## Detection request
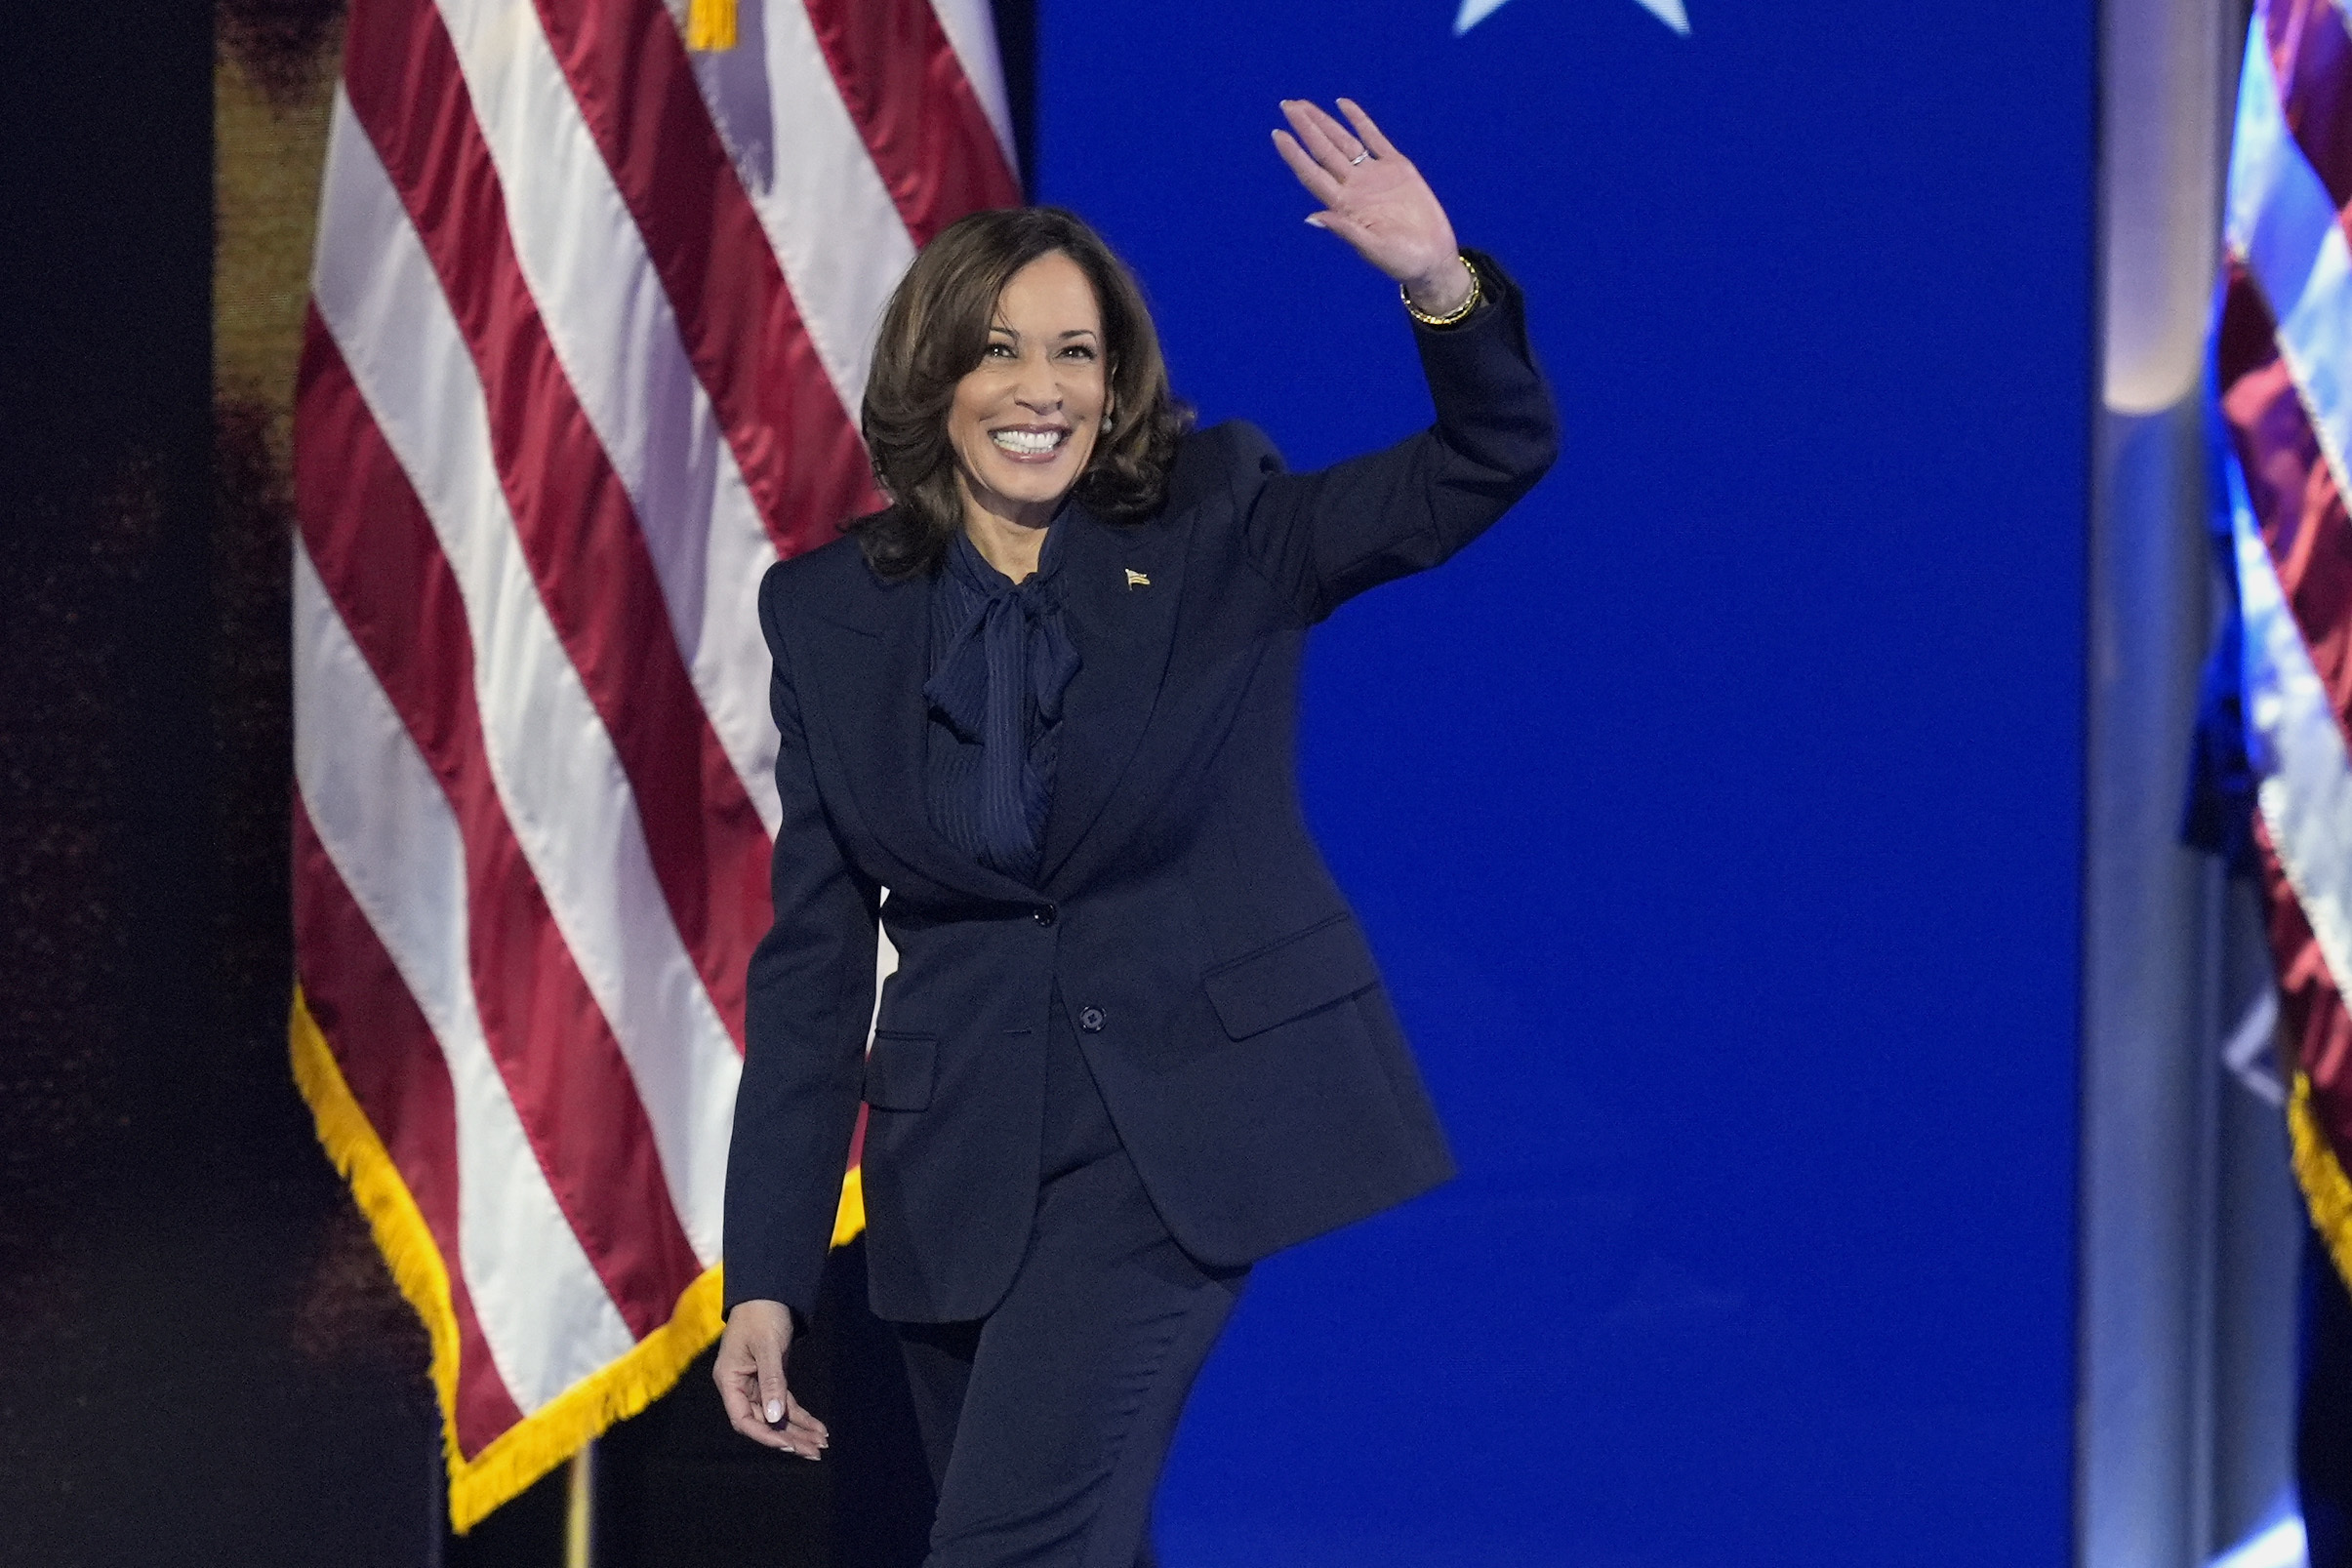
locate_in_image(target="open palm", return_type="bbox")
[1273,98,1471,314]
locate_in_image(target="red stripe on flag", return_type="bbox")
[294,793,529,1458]
[2216,261,2352,738]
[2255,817,2352,1146]
[296,313,704,1337]
[529,0,883,560]
[804,0,1022,245]
[2268,0,2352,219]
[341,0,769,1044]
[2218,254,2289,390]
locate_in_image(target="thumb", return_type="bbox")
[1305,209,1378,259]
[754,1328,789,1426]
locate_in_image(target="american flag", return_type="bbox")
[2214,0,2352,1290]
[287,0,1017,1528]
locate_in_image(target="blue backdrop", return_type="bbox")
[1037,3,2093,1562]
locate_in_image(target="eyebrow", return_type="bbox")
[987,325,1101,342]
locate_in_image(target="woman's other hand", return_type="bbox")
[713,1300,830,1458]
[1273,98,1474,317]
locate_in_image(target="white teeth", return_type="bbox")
[991,428,1065,455]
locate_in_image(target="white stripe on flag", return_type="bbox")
[313,90,739,1264]
[294,541,638,1411]
[2228,30,2352,507]
[2234,452,2352,1000]
[430,0,784,835]
[688,0,915,420]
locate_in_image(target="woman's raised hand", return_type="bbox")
[1273,99,1473,317]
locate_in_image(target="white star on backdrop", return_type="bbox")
[1454,0,1689,35]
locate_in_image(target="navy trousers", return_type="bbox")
[2303,1225,2352,1568]
[893,1000,1246,1568]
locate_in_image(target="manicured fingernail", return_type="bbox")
[765,1399,782,1423]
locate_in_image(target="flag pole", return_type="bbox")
[565,1442,595,1568]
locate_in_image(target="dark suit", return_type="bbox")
[722,258,1555,1566]
[722,257,1558,1336]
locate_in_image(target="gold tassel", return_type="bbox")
[685,0,737,52]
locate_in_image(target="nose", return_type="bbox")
[1011,353,1062,412]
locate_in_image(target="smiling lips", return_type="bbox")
[990,424,1071,461]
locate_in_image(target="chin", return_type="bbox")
[967,450,1089,519]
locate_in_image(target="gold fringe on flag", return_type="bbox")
[290,985,866,1529]
[2290,1069,2352,1290]
[832,1161,867,1248]
[285,992,653,1528]
[685,0,737,52]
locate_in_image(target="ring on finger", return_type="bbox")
[1349,150,1369,165]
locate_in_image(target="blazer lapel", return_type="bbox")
[797,553,1034,906]
[1040,503,1190,885]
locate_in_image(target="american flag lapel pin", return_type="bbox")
[1124,569,1151,589]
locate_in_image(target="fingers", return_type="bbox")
[711,1324,757,1421]
[780,1390,831,1450]
[763,1391,828,1460]
[1294,99,1372,168]
[1305,207,1374,250]
[714,1330,784,1447]
[722,1374,798,1452]
[1271,128,1342,205]
[713,1357,754,1426]
[715,1348,797,1452]
[719,1369,828,1456]
[1335,99,1398,160]
[713,1305,827,1458]
[1279,99,1361,177]
[750,1340,827,1458]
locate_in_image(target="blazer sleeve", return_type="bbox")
[721,562,882,1327]
[1232,249,1561,624]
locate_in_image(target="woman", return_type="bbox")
[713,98,1558,1565]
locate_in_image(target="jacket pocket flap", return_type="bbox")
[1202,915,1380,1040]
[863,1031,936,1111]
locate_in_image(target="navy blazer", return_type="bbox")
[723,256,1559,1327]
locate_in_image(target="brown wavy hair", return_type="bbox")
[850,207,1192,579]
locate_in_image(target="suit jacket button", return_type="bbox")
[1033,903,1058,927]
[1078,1005,1106,1032]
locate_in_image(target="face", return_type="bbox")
[946,250,1109,533]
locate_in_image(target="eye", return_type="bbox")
[984,341,1016,359]
[1058,344,1097,361]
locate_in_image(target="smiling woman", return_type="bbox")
[712,98,1557,1568]
[851,206,1192,581]
[947,254,1109,573]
